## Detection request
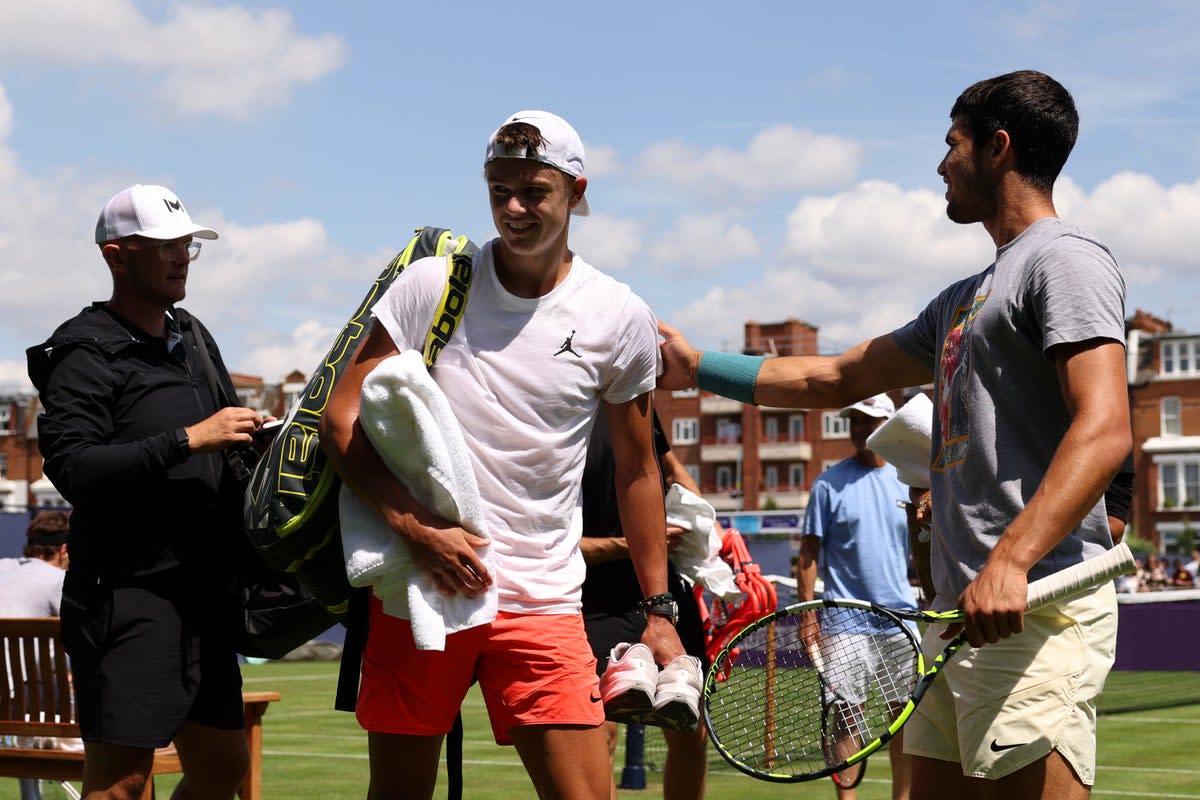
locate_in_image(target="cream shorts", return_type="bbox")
[903,583,1117,783]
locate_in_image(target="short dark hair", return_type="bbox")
[950,70,1078,193]
[24,510,69,559]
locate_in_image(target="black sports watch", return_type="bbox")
[637,592,678,625]
[173,427,192,460]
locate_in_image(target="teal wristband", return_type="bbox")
[696,351,765,405]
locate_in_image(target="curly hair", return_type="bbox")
[24,510,70,559]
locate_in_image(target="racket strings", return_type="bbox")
[706,606,920,779]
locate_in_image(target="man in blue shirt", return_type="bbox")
[799,393,913,800]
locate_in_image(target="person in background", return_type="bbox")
[799,394,913,800]
[0,510,74,800]
[0,510,71,617]
[580,407,708,800]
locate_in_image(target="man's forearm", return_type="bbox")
[796,536,820,602]
[696,335,930,410]
[618,472,671,598]
[579,536,629,565]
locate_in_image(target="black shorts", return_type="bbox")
[584,588,710,677]
[61,581,244,748]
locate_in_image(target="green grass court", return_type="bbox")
[7,662,1200,799]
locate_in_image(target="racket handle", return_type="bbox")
[1025,542,1135,610]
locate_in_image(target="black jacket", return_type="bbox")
[27,303,243,586]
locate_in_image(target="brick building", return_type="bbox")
[1127,309,1200,553]
[653,319,910,513]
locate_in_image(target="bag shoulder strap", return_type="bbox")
[179,309,234,409]
[422,251,475,368]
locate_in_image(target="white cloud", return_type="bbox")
[649,213,761,270]
[569,213,644,271]
[634,125,864,196]
[0,360,33,393]
[666,171,1200,353]
[584,144,621,178]
[237,319,339,383]
[0,76,388,384]
[0,84,11,140]
[1058,173,1200,272]
[783,180,990,285]
[0,2,348,120]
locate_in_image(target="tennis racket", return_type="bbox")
[703,542,1135,782]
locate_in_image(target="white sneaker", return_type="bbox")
[648,654,703,731]
[599,642,658,724]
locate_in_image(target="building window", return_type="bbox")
[1162,340,1200,377]
[789,463,807,491]
[0,407,10,435]
[715,466,734,491]
[716,419,741,444]
[822,412,849,439]
[765,466,778,491]
[764,417,779,442]
[671,388,699,398]
[685,465,700,486]
[789,415,805,442]
[0,452,6,478]
[672,417,699,445]
[1163,396,1182,437]
[1159,457,1200,509]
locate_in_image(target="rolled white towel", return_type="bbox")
[865,392,933,489]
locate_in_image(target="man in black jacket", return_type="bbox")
[27,184,265,800]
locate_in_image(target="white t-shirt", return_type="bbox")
[0,557,64,616]
[371,240,659,613]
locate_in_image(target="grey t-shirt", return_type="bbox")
[892,217,1126,609]
[0,557,65,616]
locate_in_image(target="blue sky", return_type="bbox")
[2,0,1199,390]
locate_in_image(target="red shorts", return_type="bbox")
[357,595,604,744]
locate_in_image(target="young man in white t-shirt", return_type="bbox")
[321,110,687,800]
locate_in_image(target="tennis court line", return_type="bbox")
[1093,791,1200,799]
[1104,716,1200,725]
[243,673,334,683]
[1099,765,1200,775]
[262,750,525,769]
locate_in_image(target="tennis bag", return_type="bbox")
[242,227,477,626]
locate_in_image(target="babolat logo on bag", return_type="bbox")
[243,227,477,621]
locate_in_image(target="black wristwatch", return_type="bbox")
[637,592,678,625]
[173,427,192,460]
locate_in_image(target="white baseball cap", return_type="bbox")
[839,393,896,419]
[95,184,219,244]
[485,110,590,216]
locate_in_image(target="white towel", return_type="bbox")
[339,350,497,651]
[865,392,934,489]
[664,484,743,602]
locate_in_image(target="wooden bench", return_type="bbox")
[0,617,280,800]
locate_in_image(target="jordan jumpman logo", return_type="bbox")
[554,330,580,357]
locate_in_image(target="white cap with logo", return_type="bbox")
[95,184,219,244]
[838,393,896,419]
[485,110,590,216]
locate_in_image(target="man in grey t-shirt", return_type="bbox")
[657,71,1129,800]
[0,511,70,617]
